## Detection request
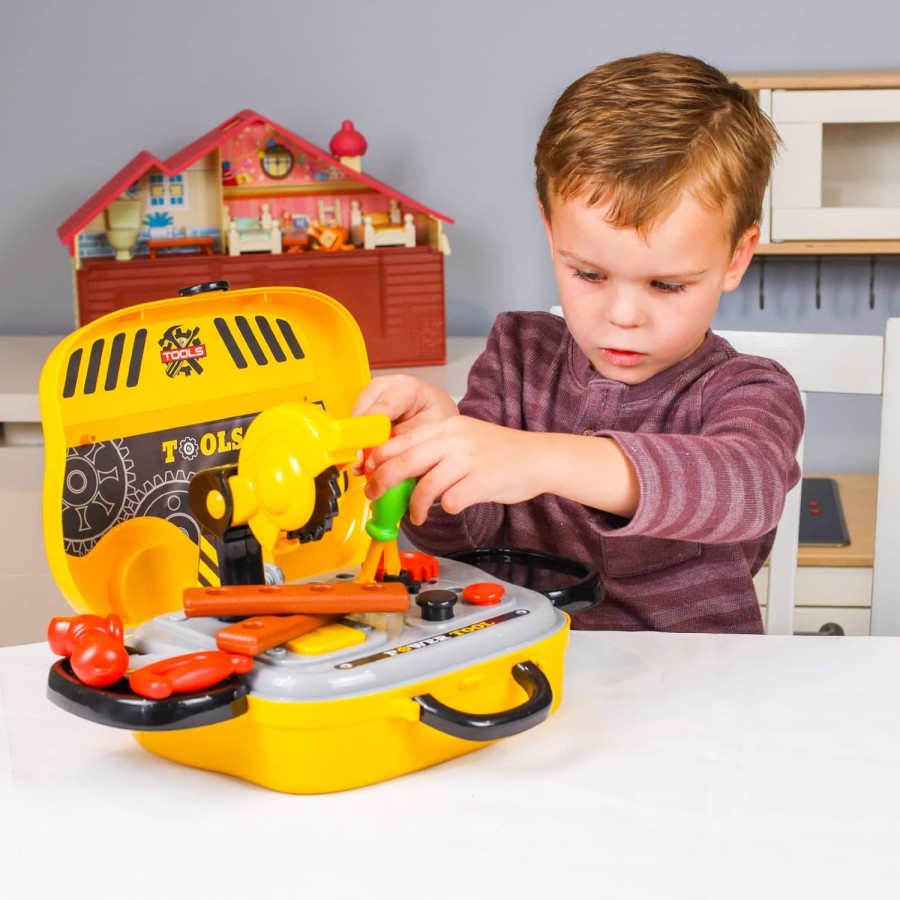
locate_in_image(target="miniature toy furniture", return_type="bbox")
[317,198,342,227]
[281,231,309,254]
[350,199,417,249]
[104,198,142,260]
[720,324,900,636]
[147,235,216,259]
[223,203,282,256]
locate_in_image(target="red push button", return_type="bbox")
[462,582,505,606]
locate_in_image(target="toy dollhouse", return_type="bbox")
[57,110,453,367]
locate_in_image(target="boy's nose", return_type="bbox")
[606,286,646,327]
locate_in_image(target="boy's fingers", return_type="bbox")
[408,462,464,525]
[365,434,442,500]
[353,375,424,421]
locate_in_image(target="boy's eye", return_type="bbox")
[652,280,687,294]
[573,269,604,284]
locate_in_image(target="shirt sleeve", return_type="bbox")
[595,360,804,543]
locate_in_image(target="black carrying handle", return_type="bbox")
[413,661,552,742]
[444,546,602,613]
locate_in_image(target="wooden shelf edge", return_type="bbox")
[731,70,900,91]
[755,241,900,257]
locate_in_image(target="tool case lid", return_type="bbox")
[39,284,375,625]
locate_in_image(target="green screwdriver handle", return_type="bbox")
[366,476,416,542]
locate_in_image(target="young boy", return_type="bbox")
[354,52,804,633]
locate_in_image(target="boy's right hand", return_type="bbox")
[353,375,459,435]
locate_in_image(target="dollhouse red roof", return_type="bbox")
[57,109,453,251]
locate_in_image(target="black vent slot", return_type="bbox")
[255,316,287,362]
[84,339,104,394]
[126,329,146,387]
[214,316,305,368]
[276,319,305,359]
[214,317,247,369]
[105,333,126,391]
[62,348,83,399]
[61,329,146,398]
[235,315,268,365]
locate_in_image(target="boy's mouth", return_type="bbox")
[602,348,645,366]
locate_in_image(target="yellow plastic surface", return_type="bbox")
[135,623,569,794]
[39,286,378,625]
[285,622,367,655]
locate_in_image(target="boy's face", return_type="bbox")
[543,190,758,385]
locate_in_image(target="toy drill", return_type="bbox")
[188,401,390,586]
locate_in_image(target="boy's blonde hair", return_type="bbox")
[534,52,779,248]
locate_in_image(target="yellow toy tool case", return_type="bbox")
[41,283,578,794]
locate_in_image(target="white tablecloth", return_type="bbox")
[2,632,899,899]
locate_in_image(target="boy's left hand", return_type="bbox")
[364,416,543,525]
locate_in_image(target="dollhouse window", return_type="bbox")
[148,173,189,209]
[260,142,294,179]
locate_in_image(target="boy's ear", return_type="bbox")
[722,225,760,292]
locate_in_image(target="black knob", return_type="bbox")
[179,280,230,297]
[415,589,457,622]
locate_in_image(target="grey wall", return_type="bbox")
[2,0,897,471]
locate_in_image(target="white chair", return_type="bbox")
[720,323,900,635]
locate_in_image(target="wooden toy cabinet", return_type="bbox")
[733,71,900,253]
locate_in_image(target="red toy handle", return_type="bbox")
[129,650,254,700]
[47,614,129,687]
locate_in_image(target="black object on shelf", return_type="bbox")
[798,477,850,547]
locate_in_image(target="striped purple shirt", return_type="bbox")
[403,311,804,633]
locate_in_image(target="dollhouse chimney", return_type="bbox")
[330,120,368,173]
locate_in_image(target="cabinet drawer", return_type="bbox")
[759,604,872,636]
[755,564,873,635]
[754,566,873,608]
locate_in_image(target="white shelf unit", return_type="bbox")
[734,70,900,250]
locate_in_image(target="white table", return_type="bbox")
[2,632,900,899]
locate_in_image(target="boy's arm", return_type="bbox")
[376,419,639,523]
[402,359,803,546]
[594,367,805,543]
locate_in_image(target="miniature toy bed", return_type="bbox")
[224,203,282,256]
[350,199,416,250]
